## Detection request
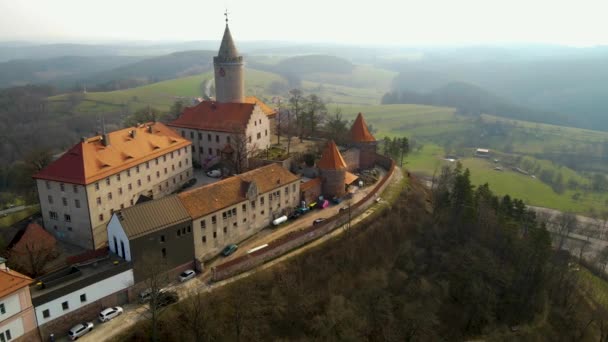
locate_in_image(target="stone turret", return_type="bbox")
[213,22,244,103]
[349,112,377,169]
[318,140,347,198]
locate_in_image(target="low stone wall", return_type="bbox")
[212,155,396,281]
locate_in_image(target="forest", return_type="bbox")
[116,168,608,341]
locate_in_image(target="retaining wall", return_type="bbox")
[212,155,396,281]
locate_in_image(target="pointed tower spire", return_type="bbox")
[350,112,376,143]
[318,141,347,170]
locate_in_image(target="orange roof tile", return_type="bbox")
[178,164,299,219]
[344,172,359,185]
[300,177,322,191]
[34,123,190,185]
[350,112,375,143]
[244,96,277,117]
[0,268,33,298]
[318,141,347,170]
[168,101,255,133]
[11,223,56,256]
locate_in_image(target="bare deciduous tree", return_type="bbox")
[555,212,578,250]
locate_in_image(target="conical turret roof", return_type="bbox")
[318,140,347,170]
[217,24,239,59]
[350,112,375,142]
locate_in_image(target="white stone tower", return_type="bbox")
[213,12,244,103]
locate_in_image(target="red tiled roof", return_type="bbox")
[244,96,277,116]
[179,164,299,219]
[33,123,190,185]
[350,112,375,142]
[345,172,359,185]
[0,268,33,298]
[168,101,255,133]
[11,223,56,256]
[300,177,321,191]
[318,141,347,170]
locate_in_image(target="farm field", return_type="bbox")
[401,143,608,213]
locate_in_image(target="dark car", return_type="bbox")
[158,291,179,307]
[313,218,326,225]
[221,244,238,256]
[289,211,301,220]
[180,178,197,190]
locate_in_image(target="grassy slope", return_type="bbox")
[330,103,608,213]
[48,69,283,113]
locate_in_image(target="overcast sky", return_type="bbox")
[0,0,606,46]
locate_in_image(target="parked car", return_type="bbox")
[313,218,326,225]
[68,322,94,340]
[221,244,238,256]
[206,169,221,178]
[339,207,348,213]
[179,269,196,282]
[158,290,179,307]
[180,178,197,190]
[139,288,165,303]
[289,211,302,220]
[99,307,123,322]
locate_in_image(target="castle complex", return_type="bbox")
[33,19,377,252]
[21,16,386,338]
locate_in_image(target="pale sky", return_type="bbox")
[0,0,607,46]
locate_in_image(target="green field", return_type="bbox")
[48,68,283,113]
[322,103,608,213]
[0,206,40,228]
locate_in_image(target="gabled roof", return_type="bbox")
[318,141,347,170]
[33,123,190,185]
[350,112,375,143]
[300,177,321,191]
[217,24,239,60]
[116,195,190,239]
[0,268,33,299]
[179,164,299,219]
[11,223,56,256]
[244,96,277,116]
[168,101,255,133]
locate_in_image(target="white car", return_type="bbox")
[68,322,93,340]
[206,169,221,178]
[179,269,196,282]
[98,306,123,322]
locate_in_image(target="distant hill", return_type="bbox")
[385,53,608,130]
[88,50,216,90]
[0,55,144,88]
[382,82,575,127]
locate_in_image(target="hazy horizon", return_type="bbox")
[1,0,607,47]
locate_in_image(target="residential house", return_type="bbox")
[106,195,194,283]
[0,259,38,342]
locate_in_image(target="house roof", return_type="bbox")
[11,223,56,256]
[167,101,255,133]
[244,96,277,116]
[116,195,190,239]
[300,177,321,191]
[0,268,33,299]
[33,123,190,185]
[318,141,347,170]
[179,164,299,219]
[350,112,375,143]
[345,172,359,185]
